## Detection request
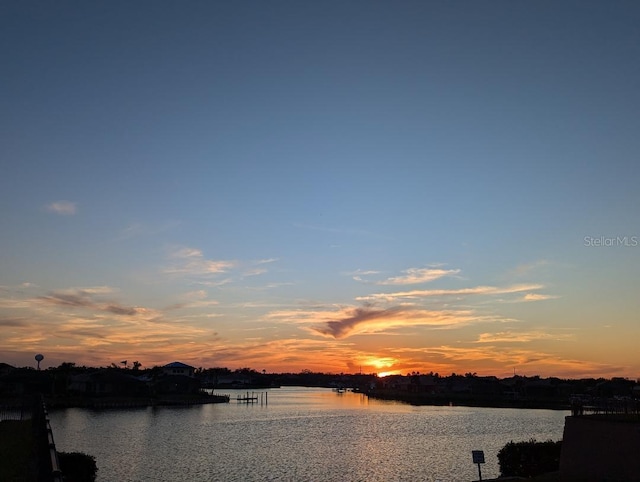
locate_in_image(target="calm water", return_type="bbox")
[48,387,567,481]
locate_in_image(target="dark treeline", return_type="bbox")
[1,361,639,410]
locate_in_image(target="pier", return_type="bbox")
[236,392,268,405]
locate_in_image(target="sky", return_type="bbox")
[2,1,639,378]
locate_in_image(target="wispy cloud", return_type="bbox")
[375,267,460,285]
[169,290,220,310]
[164,247,278,283]
[193,337,357,373]
[475,331,573,343]
[356,284,544,302]
[508,260,549,278]
[311,307,482,339]
[347,269,380,276]
[165,247,235,276]
[387,345,623,378]
[38,288,141,317]
[0,285,220,366]
[0,316,29,327]
[267,304,501,339]
[521,293,559,301]
[115,220,181,241]
[347,269,380,282]
[256,258,278,265]
[183,290,208,300]
[45,200,77,215]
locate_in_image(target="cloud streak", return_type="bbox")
[356,284,544,302]
[38,288,141,317]
[375,267,460,285]
[475,331,573,343]
[268,304,503,339]
[522,293,559,301]
[0,286,219,367]
[165,247,235,276]
[45,200,77,215]
[385,345,625,378]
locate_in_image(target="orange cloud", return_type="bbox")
[522,293,559,301]
[385,345,624,378]
[475,331,573,343]
[267,305,504,339]
[356,283,544,302]
[0,275,632,379]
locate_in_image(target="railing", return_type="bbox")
[571,397,640,417]
[41,401,63,482]
[0,395,63,481]
[0,398,33,421]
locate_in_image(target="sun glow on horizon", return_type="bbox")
[378,370,402,378]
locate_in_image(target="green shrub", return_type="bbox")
[497,438,562,477]
[58,451,98,482]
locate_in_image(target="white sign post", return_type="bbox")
[472,450,485,481]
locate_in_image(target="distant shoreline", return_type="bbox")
[363,389,571,410]
[44,393,230,409]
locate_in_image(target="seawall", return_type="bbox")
[560,415,640,481]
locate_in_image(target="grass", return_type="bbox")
[0,419,35,482]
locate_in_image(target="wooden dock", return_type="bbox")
[236,392,268,405]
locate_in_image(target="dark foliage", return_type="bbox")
[58,451,98,482]
[497,439,562,477]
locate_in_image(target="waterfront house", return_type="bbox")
[162,361,195,377]
[154,374,201,394]
[0,368,51,396]
[154,362,200,394]
[68,370,148,396]
[215,374,253,388]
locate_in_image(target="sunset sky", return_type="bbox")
[2,1,639,378]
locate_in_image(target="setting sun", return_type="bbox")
[362,356,402,376]
[378,371,401,378]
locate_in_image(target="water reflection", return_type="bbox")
[49,387,567,481]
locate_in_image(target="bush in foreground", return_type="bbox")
[58,451,98,482]
[497,439,562,477]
